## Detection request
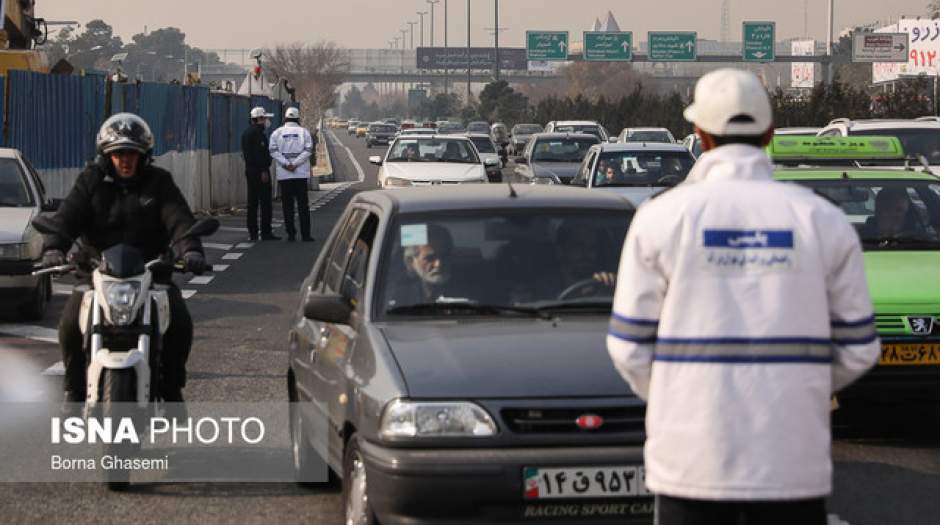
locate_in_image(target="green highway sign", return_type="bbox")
[583,31,633,61]
[743,21,775,62]
[526,31,569,61]
[648,32,697,61]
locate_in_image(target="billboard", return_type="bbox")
[873,18,940,83]
[790,40,815,88]
[416,47,528,71]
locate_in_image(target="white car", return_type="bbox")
[681,133,703,158]
[465,133,504,182]
[618,127,676,144]
[0,148,56,319]
[369,135,497,188]
[569,142,696,206]
[817,117,940,172]
[544,120,611,142]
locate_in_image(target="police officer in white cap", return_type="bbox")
[606,68,880,524]
[269,106,314,242]
[241,107,279,241]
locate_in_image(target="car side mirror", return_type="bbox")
[369,156,383,166]
[303,291,353,325]
[608,137,619,143]
[484,158,499,167]
[41,198,63,212]
[514,156,528,165]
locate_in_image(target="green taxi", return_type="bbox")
[770,136,940,400]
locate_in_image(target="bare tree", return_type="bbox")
[265,41,349,121]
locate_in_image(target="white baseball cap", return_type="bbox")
[683,68,772,137]
[250,107,274,119]
[285,107,301,119]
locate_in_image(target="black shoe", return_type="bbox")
[301,236,315,242]
[162,387,184,403]
[286,235,296,242]
[261,233,281,241]
[249,234,259,242]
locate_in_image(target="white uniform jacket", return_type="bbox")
[269,122,314,181]
[607,143,880,501]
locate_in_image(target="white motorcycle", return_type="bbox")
[32,215,218,489]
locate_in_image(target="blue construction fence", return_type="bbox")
[2,70,294,208]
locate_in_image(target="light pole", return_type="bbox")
[400,29,409,95]
[417,11,428,48]
[467,0,471,102]
[444,0,449,94]
[826,0,834,85]
[427,0,440,47]
[407,21,416,49]
[494,0,499,82]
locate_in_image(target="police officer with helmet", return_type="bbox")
[269,106,314,242]
[41,113,207,405]
[241,106,280,241]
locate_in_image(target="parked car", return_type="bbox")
[509,123,544,155]
[513,132,601,185]
[544,120,611,142]
[366,122,398,148]
[287,185,649,524]
[467,121,491,134]
[466,133,504,182]
[617,127,675,144]
[369,135,497,187]
[570,143,695,206]
[0,148,56,319]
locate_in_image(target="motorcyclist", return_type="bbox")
[41,113,207,404]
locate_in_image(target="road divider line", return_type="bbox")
[212,264,230,272]
[203,242,234,251]
[221,252,244,260]
[181,290,198,299]
[188,275,215,285]
[41,361,65,376]
[219,226,249,233]
[0,324,59,344]
[235,242,255,249]
[331,130,365,183]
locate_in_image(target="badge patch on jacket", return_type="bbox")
[700,229,796,274]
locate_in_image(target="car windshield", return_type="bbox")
[378,210,632,317]
[593,151,695,187]
[556,125,602,139]
[0,158,32,207]
[467,122,490,133]
[470,137,496,153]
[853,129,940,166]
[532,137,599,162]
[623,130,673,143]
[794,179,940,250]
[371,125,396,133]
[513,124,543,135]
[387,138,480,163]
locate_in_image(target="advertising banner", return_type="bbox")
[873,19,940,83]
[791,40,815,88]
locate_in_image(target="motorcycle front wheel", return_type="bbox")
[101,369,140,491]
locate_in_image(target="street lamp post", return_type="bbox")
[407,21,416,49]
[444,0,449,94]
[467,0,471,101]
[427,0,439,47]
[417,11,428,48]
[400,29,409,95]
[494,0,499,82]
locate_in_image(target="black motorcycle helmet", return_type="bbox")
[96,113,155,160]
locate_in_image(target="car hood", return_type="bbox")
[379,318,634,399]
[0,207,35,243]
[531,162,581,180]
[865,251,940,307]
[383,162,485,182]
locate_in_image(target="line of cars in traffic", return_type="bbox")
[292,117,940,523]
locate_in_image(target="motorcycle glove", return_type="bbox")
[42,249,66,268]
[183,251,207,275]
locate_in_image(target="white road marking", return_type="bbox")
[222,252,244,260]
[188,275,215,285]
[235,242,255,249]
[331,130,365,182]
[41,361,65,376]
[212,264,230,272]
[203,242,234,251]
[181,290,198,299]
[52,282,74,296]
[0,324,58,343]
[219,226,248,233]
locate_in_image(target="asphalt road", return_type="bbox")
[1,131,938,525]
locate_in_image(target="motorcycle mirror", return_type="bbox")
[180,218,220,239]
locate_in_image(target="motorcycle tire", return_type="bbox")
[101,369,138,491]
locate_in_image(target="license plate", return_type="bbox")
[880,343,940,366]
[524,466,650,500]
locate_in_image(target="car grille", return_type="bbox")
[502,405,645,434]
[875,314,940,335]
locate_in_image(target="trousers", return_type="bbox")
[59,285,193,396]
[246,170,273,238]
[655,495,827,525]
[279,178,311,239]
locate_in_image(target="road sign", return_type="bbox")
[526,31,569,61]
[583,32,633,61]
[647,32,697,61]
[743,21,775,62]
[852,33,909,63]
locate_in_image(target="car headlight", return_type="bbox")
[0,243,29,260]
[379,400,497,439]
[384,176,413,187]
[102,281,141,326]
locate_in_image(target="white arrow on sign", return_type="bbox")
[685,41,694,52]
[621,41,630,52]
[559,41,567,52]
[752,51,766,59]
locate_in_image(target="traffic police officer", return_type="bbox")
[269,106,314,242]
[606,69,880,524]
[241,106,280,241]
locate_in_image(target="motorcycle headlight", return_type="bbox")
[384,176,413,187]
[103,281,141,325]
[0,243,28,260]
[379,400,497,439]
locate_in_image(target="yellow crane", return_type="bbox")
[0,0,50,74]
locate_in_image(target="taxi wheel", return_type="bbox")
[343,435,378,525]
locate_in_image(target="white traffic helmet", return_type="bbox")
[285,107,301,120]
[250,106,274,119]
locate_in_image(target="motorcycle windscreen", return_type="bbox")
[100,244,147,278]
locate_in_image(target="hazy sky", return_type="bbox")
[41,0,935,52]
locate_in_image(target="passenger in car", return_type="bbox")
[554,222,617,297]
[860,187,919,239]
[389,224,476,305]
